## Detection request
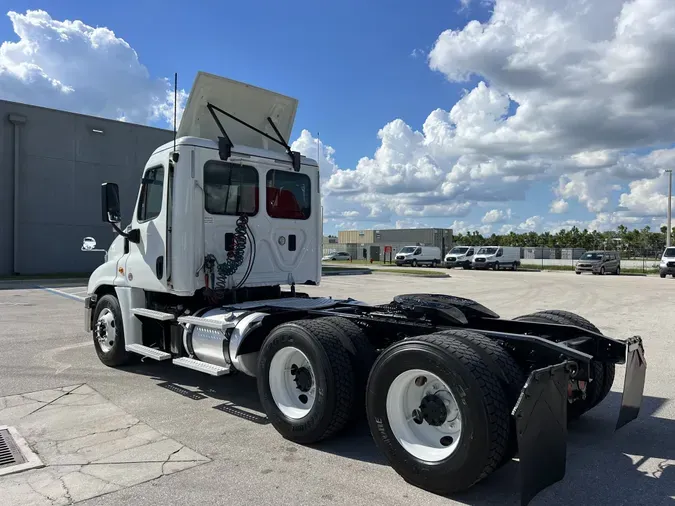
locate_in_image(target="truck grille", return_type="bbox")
[475,258,485,262]
[668,262,675,268]
[447,257,456,262]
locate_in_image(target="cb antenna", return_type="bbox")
[173,72,177,153]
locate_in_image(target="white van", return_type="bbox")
[659,246,675,278]
[395,245,442,267]
[444,245,475,269]
[472,246,521,270]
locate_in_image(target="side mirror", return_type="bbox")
[101,182,122,224]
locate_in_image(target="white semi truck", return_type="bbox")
[83,71,646,506]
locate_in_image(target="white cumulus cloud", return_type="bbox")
[0,9,187,125]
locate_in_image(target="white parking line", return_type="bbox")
[38,286,86,303]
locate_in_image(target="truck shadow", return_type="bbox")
[124,360,674,505]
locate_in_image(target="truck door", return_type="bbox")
[122,163,169,292]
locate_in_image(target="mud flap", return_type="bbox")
[512,361,570,506]
[616,336,647,430]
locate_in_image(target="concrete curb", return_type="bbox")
[322,269,372,276]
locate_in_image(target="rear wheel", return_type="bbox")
[513,309,615,420]
[366,332,510,495]
[317,316,377,422]
[257,319,355,444]
[434,330,525,466]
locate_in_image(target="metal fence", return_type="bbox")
[323,245,666,272]
[519,246,664,272]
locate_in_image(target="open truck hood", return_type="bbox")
[177,71,298,153]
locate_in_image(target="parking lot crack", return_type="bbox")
[21,385,85,419]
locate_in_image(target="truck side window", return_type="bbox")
[496,248,503,257]
[266,169,311,220]
[137,166,164,222]
[467,249,474,256]
[414,247,421,255]
[204,161,259,216]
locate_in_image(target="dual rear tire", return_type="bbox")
[257,309,610,496]
[259,321,523,495]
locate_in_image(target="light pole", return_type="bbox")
[667,169,673,248]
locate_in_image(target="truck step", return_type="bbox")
[126,344,172,361]
[177,315,236,332]
[172,357,230,376]
[131,308,176,321]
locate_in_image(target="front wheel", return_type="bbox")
[257,320,355,444]
[366,333,509,495]
[92,294,131,367]
[411,260,418,267]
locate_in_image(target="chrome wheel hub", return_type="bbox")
[95,308,116,353]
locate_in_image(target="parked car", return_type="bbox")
[322,251,351,261]
[471,246,521,270]
[575,250,620,275]
[444,245,475,269]
[659,247,675,278]
[394,245,442,267]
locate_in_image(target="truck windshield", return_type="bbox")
[450,247,469,254]
[580,252,603,260]
[477,247,498,255]
[664,248,675,257]
[399,247,415,254]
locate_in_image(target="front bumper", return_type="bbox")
[513,335,646,505]
[444,259,470,268]
[472,261,494,269]
[575,263,601,273]
[84,295,96,332]
[659,265,675,275]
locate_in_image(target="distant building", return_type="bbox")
[335,228,453,261]
[1,99,174,276]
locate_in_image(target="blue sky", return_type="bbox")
[1,0,673,236]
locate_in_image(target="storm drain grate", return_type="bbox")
[0,428,27,469]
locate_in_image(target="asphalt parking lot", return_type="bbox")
[0,270,673,505]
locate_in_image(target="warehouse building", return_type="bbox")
[335,228,453,261]
[0,100,174,276]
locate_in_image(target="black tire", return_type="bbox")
[660,272,666,278]
[616,266,620,275]
[513,310,615,420]
[494,261,500,271]
[257,319,355,444]
[600,266,605,275]
[412,259,418,267]
[92,294,132,367]
[366,332,510,495]
[317,316,377,422]
[434,330,525,466]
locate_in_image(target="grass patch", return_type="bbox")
[377,268,448,278]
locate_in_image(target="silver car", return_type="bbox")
[575,250,621,275]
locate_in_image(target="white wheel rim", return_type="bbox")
[95,308,116,353]
[386,369,462,462]
[268,346,317,419]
